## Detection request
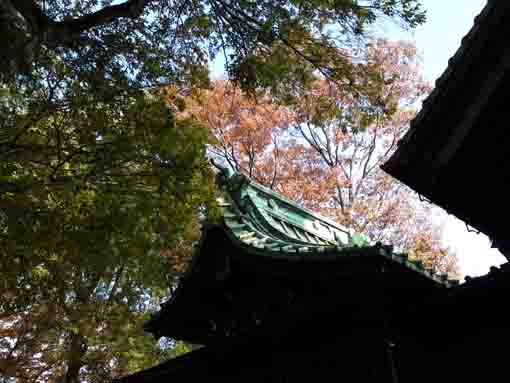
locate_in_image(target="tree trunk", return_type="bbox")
[0,0,42,80]
[64,333,87,383]
[0,0,151,81]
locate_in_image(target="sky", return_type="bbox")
[210,0,507,278]
[380,0,506,278]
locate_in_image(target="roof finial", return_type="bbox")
[211,159,235,188]
[210,158,233,176]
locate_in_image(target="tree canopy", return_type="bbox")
[0,87,217,381]
[1,0,425,95]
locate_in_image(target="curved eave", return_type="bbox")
[145,219,458,344]
[382,1,510,240]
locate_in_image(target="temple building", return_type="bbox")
[118,167,510,383]
[118,1,510,381]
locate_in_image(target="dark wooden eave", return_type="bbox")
[382,0,510,245]
[118,261,510,383]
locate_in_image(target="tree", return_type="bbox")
[1,1,426,93]
[0,87,218,382]
[188,40,458,276]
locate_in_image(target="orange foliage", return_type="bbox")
[189,40,458,276]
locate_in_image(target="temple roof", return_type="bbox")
[207,164,455,280]
[143,166,459,345]
[399,0,497,147]
[215,166,362,253]
[382,1,510,245]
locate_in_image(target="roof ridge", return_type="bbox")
[246,177,352,234]
[215,166,352,236]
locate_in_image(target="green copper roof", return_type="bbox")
[214,164,458,286]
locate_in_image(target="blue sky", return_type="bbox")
[210,0,506,277]
[381,0,486,82]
